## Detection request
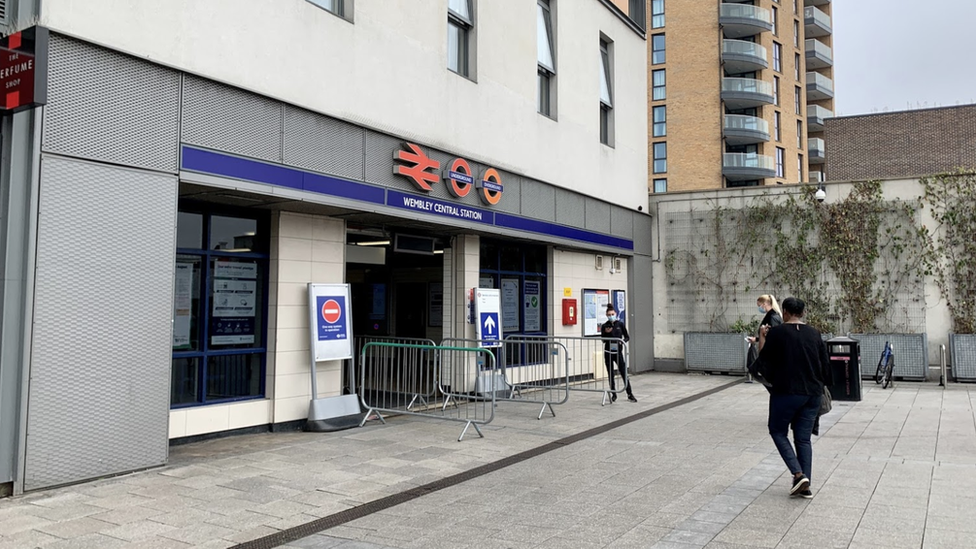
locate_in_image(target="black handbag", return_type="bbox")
[819,386,832,416]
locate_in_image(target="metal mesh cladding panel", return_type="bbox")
[610,206,634,240]
[851,333,928,381]
[42,34,181,172]
[182,75,283,162]
[283,106,365,180]
[684,333,748,373]
[584,198,611,233]
[25,156,176,491]
[520,179,556,222]
[949,334,976,382]
[555,189,585,228]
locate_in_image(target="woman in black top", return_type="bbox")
[755,297,831,499]
[747,295,783,379]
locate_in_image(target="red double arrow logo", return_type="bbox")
[394,143,440,192]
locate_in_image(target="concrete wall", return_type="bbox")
[41,0,648,210]
[649,179,953,371]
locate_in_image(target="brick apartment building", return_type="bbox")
[825,104,976,181]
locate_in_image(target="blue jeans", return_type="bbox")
[768,393,821,481]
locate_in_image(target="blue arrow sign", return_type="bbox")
[480,312,499,342]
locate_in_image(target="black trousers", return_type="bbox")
[604,349,634,397]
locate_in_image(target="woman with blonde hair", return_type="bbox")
[747,294,783,383]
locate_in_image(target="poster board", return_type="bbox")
[612,290,627,326]
[308,283,353,362]
[582,288,610,337]
[475,287,502,347]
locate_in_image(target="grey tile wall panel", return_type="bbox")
[555,189,586,228]
[610,206,634,240]
[25,156,176,491]
[519,179,556,222]
[182,75,282,162]
[42,34,180,172]
[633,213,653,256]
[584,198,612,233]
[283,106,365,180]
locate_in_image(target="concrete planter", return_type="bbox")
[949,334,976,382]
[850,333,928,381]
[683,332,749,375]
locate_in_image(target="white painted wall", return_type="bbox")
[41,0,648,211]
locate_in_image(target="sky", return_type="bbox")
[832,0,975,116]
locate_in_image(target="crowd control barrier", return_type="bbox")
[515,336,630,405]
[354,336,436,407]
[441,338,570,420]
[359,342,495,441]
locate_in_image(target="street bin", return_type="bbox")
[826,336,861,401]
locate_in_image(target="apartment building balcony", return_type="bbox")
[720,4,773,39]
[724,115,770,145]
[809,137,826,164]
[723,40,768,74]
[723,153,776,181]
[809,171,825,183]
[805,0,830,6]
[807,104,834,131]
[721,77,775,109]
[806,38,833,70]
[804,6,832,38]
[806,71,834,101]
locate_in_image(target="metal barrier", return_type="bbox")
[514,335,630,406]
[441,338,570,419]
[359,342,495,441]
[354,336,436,405]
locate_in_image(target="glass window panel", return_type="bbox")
[772,7,778,35]
[653,178,667,193]
[652,34,665,64]
[448,22,465,74]
[537,3,554,71]
[206,353,262,401]
[599,45,612,106]
[500,245,521,272]
[538,71,551,116]
[309,0,342,16]
[776,147,785,177]
[773,43,782,72]
[774,112,781,141]
[652,0,665,28]
[653,142,667,173]
[773,76,780,106]
[653,106,666,137]
[795,53,801,79]
[448,0,470,20]
[652,69,666,100]
[209,258,264,351]
[171,357,200,405]
[600,107,610,144]
[177,212,203,249]
[795,86,801,114]
[173,255,203,352]
[210,216,258,252]
[480,241,499,270]
[797,120,803,148]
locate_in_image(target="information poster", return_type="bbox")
[211,260,258,345]
[524,280,541,332]
[475,287,502,347]
[501,278,520,332]
[613,290,627,326]
[582,288,610,337]
[172,262,193,349]
[308,283,354,361]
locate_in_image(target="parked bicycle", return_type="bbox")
[874,341,895,389]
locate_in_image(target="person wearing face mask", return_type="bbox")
[746,295,783,384]
[601,304,637,402]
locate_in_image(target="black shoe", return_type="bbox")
[611,393,618,402]
[790,475,810,495]
[793,489,813,499]
[628,395,638,402]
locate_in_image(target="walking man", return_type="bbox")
[601,303,637,402]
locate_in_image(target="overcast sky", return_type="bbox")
[832,0,975,116]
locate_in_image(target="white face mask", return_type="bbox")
[607,314,616,322]
[758,306,766,314]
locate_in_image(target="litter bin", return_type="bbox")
[826,336,861,401]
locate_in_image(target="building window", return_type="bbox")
[794,20,799,47]
[794,0,798,13]
[652,34,665,65]
[776,147,785,178]
[794,53,801,79]
[774,112,781,141]
[653,106,666,137]
[653,178,667,193]
[798,154,804,181]
[172,208,270,407]
[538,0,555,117]
[795,86,801,114]
[652,0,665,29]
[773,76,780,106]
[797,120,803,148]
[629,0,646,30]
[307,0,348,19]
[600,38,614,146]
[773,42,782,72]
[653,142,667,173]
[772,6,778,35]
[479,241,548,341]
[448,0,474,77]
[652,69,666,101]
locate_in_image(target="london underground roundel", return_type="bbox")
[443,158,474,198]
[321,299,342,323]
[478,168,504,205]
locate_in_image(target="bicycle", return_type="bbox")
[874,341,895,389]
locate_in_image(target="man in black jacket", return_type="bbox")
[601,304,637,402]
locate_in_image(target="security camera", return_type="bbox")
[815,184,826,203]
[609,267,616,275]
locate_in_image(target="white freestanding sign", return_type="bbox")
[308,283,353,362]
[475,287,502,347]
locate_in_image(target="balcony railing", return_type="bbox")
[805,38,833,69]
[724,114,770,144]
[804,6,832,37]
[807,104,834,131]
[722,77,775,109]
[806,71,834,101]
[809,137,826,164]
[720,3,773,38]
[723,152,777,181]
[722,39,768,73]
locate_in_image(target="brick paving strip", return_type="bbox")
[231,378,744,549]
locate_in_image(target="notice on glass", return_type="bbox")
[583,288,609,336]
[501,278,520,332]
[173,262,193,349]
[213,279,257,318]
[214,260,258,280]
[524,280,541,332]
